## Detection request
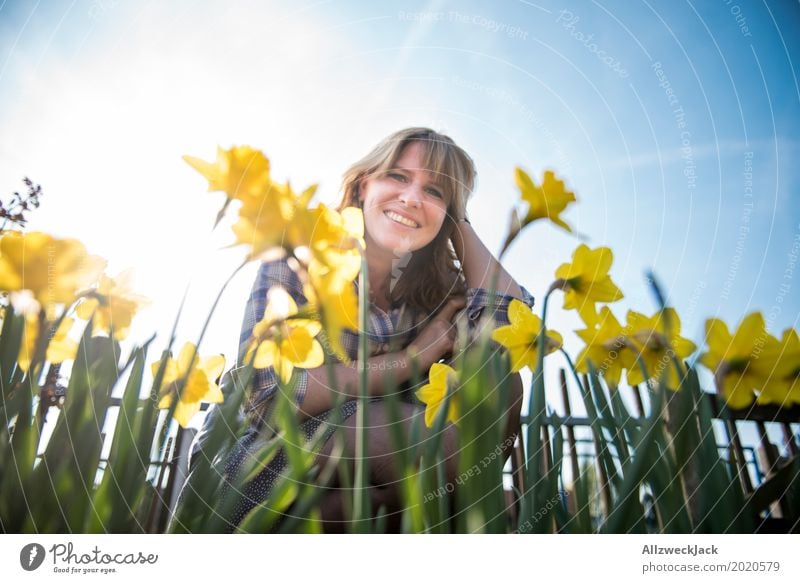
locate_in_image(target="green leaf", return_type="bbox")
[236,473,298,533]
[685,367,752,533]
[609,384,637,465]
[0,308,25,401]
[572,464,594,533]
[586,363,627,480]
[549,415,571,532]
[89,342,153,533]
[0,370,40,531]
[575,367,620,496]
[31,321,120,532]
[647,422,693,533]
[604,384,662,533]
[663,366,705,531]
[518,294,551,533]
[239,432,284,484]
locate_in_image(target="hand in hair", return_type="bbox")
[452,195,468,223]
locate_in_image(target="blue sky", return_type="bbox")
[1,1,799,442]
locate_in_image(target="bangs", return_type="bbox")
[378,136,471,207]
[418,138,463,207]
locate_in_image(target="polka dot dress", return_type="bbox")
[220,400,360,532]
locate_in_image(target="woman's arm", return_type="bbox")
[299,351,412,419]
[450,219,524,299]
[243,259,465,425]
[299,295,466,419]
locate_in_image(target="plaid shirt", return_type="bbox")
[239,258,535,427]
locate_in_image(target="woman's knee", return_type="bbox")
[315,402,420,473]
[315,400,461,489]
[350,401,458,485]
[357,402,424,485]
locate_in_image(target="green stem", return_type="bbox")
[352,251,371,532]
[520,287,553,532]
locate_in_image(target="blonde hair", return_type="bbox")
[336,127,477,315]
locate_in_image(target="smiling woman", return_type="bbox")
[205,127,536,532]
[339,129,472,315]
[360,144,449,260]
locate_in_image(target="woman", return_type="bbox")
[216,127,534,531]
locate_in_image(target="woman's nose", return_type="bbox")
[398,183,424,207]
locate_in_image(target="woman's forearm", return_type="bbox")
[298,351,414,419]
[451,220,524,298]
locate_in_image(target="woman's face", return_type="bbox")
[358,141,449,255]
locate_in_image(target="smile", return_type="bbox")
[384,210,419,228]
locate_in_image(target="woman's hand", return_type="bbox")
[451,192,469,223]
[449,215,525,300]
[405,296,467,371]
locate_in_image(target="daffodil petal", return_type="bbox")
[173,399,201,428]
[509,345,535,372]
[491,325,525,349]
[705,318,731,354]
[722,373,755,409]
[254,340,279,369]
[736,312,766,345]
[424,401,439,428]
[201,354,226,383]
[546,329,564,353]
[589,277,624,302]
[177,343,197,373]
[204,382,225,404]
[416,384,444,406]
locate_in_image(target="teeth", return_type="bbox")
[385,211,419,228]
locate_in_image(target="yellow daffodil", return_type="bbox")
[304,204,364,282]
[0,231,106,315]
[516,168,576,233]
[76,271,148,340]
[491,298,563,372]
[756,328,800,407]
[290,205,364,363]
[575,306,635,386]
[303,269,359,364]
[244,288,325,383]
[698,312,782,409]
[232,180,316,259]
[152,342,225,428]
[183,145,272,201]
[17,315,79,373]
[555,244,623,325]
[416,362,460,427]
[624,308,697,389]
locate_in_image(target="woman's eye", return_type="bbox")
[388,172,442,198]
[426,188,443,199]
